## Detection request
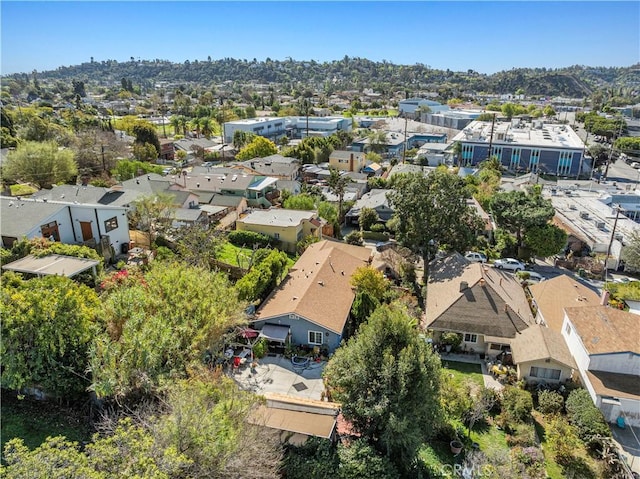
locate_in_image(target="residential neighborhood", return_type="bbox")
[2,7,640,476]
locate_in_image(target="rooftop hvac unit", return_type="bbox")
[595,221,606,229]
[569,205,577,210]
[614,233,623,241]
[579,211,589,219]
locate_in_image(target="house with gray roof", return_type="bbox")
[344,189,394,226]
[236,155,300,180]
[236,209,324,253]
[1,196,130,253]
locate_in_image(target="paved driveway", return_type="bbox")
[233,355,326,400]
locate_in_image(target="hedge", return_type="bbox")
[565,389,610,445]
[228,230,272,249]
[361,231,390,242]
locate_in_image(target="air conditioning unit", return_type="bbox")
[614,233,623,241]
[569,205,577,210]
[595,221,606,229]
[579,211,589,219]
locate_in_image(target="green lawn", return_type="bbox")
[1,396,91,461]
[216,242,296,270]
[441,361,484,389]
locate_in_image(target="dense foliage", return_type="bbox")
[324,303,442,472]
[89,262,244,399]
[1,272,100,397]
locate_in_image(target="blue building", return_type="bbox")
[450,119,589,177]
[251,240,372,354]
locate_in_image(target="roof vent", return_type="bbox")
[459,281,468,292]
[318,280,324,286]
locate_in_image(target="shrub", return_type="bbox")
[370,223,386,233]
[440,332,462,350]
[547,415,581,467]
[228,230,272,249]
[565,389,610,446]
[501,386,533,424]
[345,230,363,246]
[537,390,564,415]
[506,423,537,448]
[155,246,175,261]
[252,338,268,359]
[361,231,389,242]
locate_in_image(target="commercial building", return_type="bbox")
[223,116,352,144]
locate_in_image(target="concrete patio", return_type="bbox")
[232,355,327,400]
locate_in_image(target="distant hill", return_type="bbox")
[6,57,640,98]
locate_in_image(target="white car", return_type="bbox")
[493,258,525,272]
[465,252,487,263]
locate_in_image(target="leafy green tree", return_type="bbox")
[358,207,379,231]
[235,136,278,160]
[235,250,289,302]
[282,193,316,210]
[351,266,387,299]
[132,142,158,162]
[388,170,481,285]
[3,141,77,189]
[132,122,160,157]
[615,136,640,158]
[323,304,441,472]
[621,229,640,271]
[89,262,244,399]
[129,193,176,243]
[490,190,555,248]
[524,223,567,258]
[111,160,163,181]
[1,272,100,397]
[366,130,387,154]
[337,439,399,479]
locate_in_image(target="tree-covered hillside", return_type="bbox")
[5,57,639,98]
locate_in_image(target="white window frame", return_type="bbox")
[308,331,323,345]
[529,366,561,380]
[529,149,540,172]
[464,333,478,343]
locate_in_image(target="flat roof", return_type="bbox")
[238,209,316,227]
[247,404,336,438]
[2,254,100,277]
[451,120,584,149]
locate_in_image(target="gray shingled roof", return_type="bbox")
[1,197,64,237]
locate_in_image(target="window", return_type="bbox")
[529,149,540,172]
[461,144,474,163]
[510,148,521,170]
[557,151,572,176]
[491,146,503,162]
[104,216,118,232]
[529,366,561,380]
[309,331,323,345]
[274,232,280,240]
[490,343,503,351]
[464,333,478,343]
[565,323,571,335]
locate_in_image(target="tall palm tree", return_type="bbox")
[189,118,202,138]
[200,117,213,139]
[169,116,181,136]
[328,167,351,226]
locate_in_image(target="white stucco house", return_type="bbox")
[561,306,640,427]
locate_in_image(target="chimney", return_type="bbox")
[459,281,468,292]
[600,290,610,306]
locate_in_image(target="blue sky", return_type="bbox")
[1,1,639,75]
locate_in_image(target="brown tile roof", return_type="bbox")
[529,275,601,333]
[255,240,372,333]
[564,306,640,355]
[511,325,577,369]
[585,370,640,401]
[425,253,533,339]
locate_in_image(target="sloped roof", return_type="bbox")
[255,240,371,333]
[564,305,640,355]
[529,275,600,333]
[426,253,533,339]
[585,370,640,401]
[511,325,577,369]
[1,197,65,237]
[238,209,316,227]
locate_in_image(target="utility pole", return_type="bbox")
[603,119,625,179]
[602,204,622,282]
[578,131,589,180]
[401,113,408,164]
[101,145,106,172]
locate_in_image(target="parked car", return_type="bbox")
[493,258,525,272]
[465,251,487,263]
